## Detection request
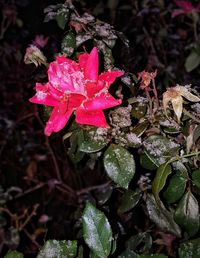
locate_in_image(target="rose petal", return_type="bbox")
[173,0,194,12]
[84,47,99,81]
[99,71,124,89]
[75,108,108,127]
[172,9,186,17]
[44,106,73,136]
[29,83,59,106]
[83,93,121,111]
[78,53,89,70]
[85,80,104,98]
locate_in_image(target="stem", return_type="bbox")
[19,204,39,231]
[77,181,111,195]
[166,151,200,165]
[45,136,62,182]
[183,108,200,123]
[152,78,159,109]
[145,87,153,118]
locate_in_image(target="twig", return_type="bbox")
[23,229,41,248]
[13,182,46,201]
[45,136,62,182]
[19,204,39,231]
[76,181,111,195]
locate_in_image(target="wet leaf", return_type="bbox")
[146,194,181,237]
[76,32,92,48]
[179,238,200,258]
[82,202,112,258]
[104,144,135,189]
[175,191,199,237]
[185,50,200,72]
[56,5,70,29]
[67,130,85,163]
[94,185,113,205]
[61,31,76,56]
[118,249,139,258]
[126,232,152,252]
[95,40,114,69]
[118,189,142,214]
[163,174,186,204]
[131,121,149,137]
[131,103,147,119]
[192,170,200,189]
[193,124,200,143]
[4,251,24,258]
[37,240,77,258]
[139,255,167,258]
[144,135,179,166]
[41,106,53,122]
[152,163,172,203]
[79,129,108,153]
[140,153,158,170]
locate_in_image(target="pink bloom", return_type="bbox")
[29,47,124,136]
[172,0,200,17]
[32,35,49,48]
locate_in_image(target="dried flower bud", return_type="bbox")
[138,70,157,90]
[24,45,48,67]
[163,84,200,123]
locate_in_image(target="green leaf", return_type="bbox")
[144,135,179,166]
[37,240,77,258]
[79,129,108,153]
[95,40,114,69]
[131,103,147,119]
[118,189,142,214]
[192,170,200,189]
[67,130,85,163]
[126,232,152,253]
[61,31,76,56]
[179,238,200,258]
[41,106,53,122]
[185,50,200,72]
[140,153,158,170]
[82,202,113,258]
[104,144,135,189]
[118,249,139,258]
[4,251,24,258]
[193,124,200,143]
[146,194,181,237]
[152,163,172,203]
[163,174,186,203]
[139,255,167,258]
[56,6,69,29]
[94,185,113,205]
[175,191,199,237]
[131,121,149,137]
[76,32,92,48]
